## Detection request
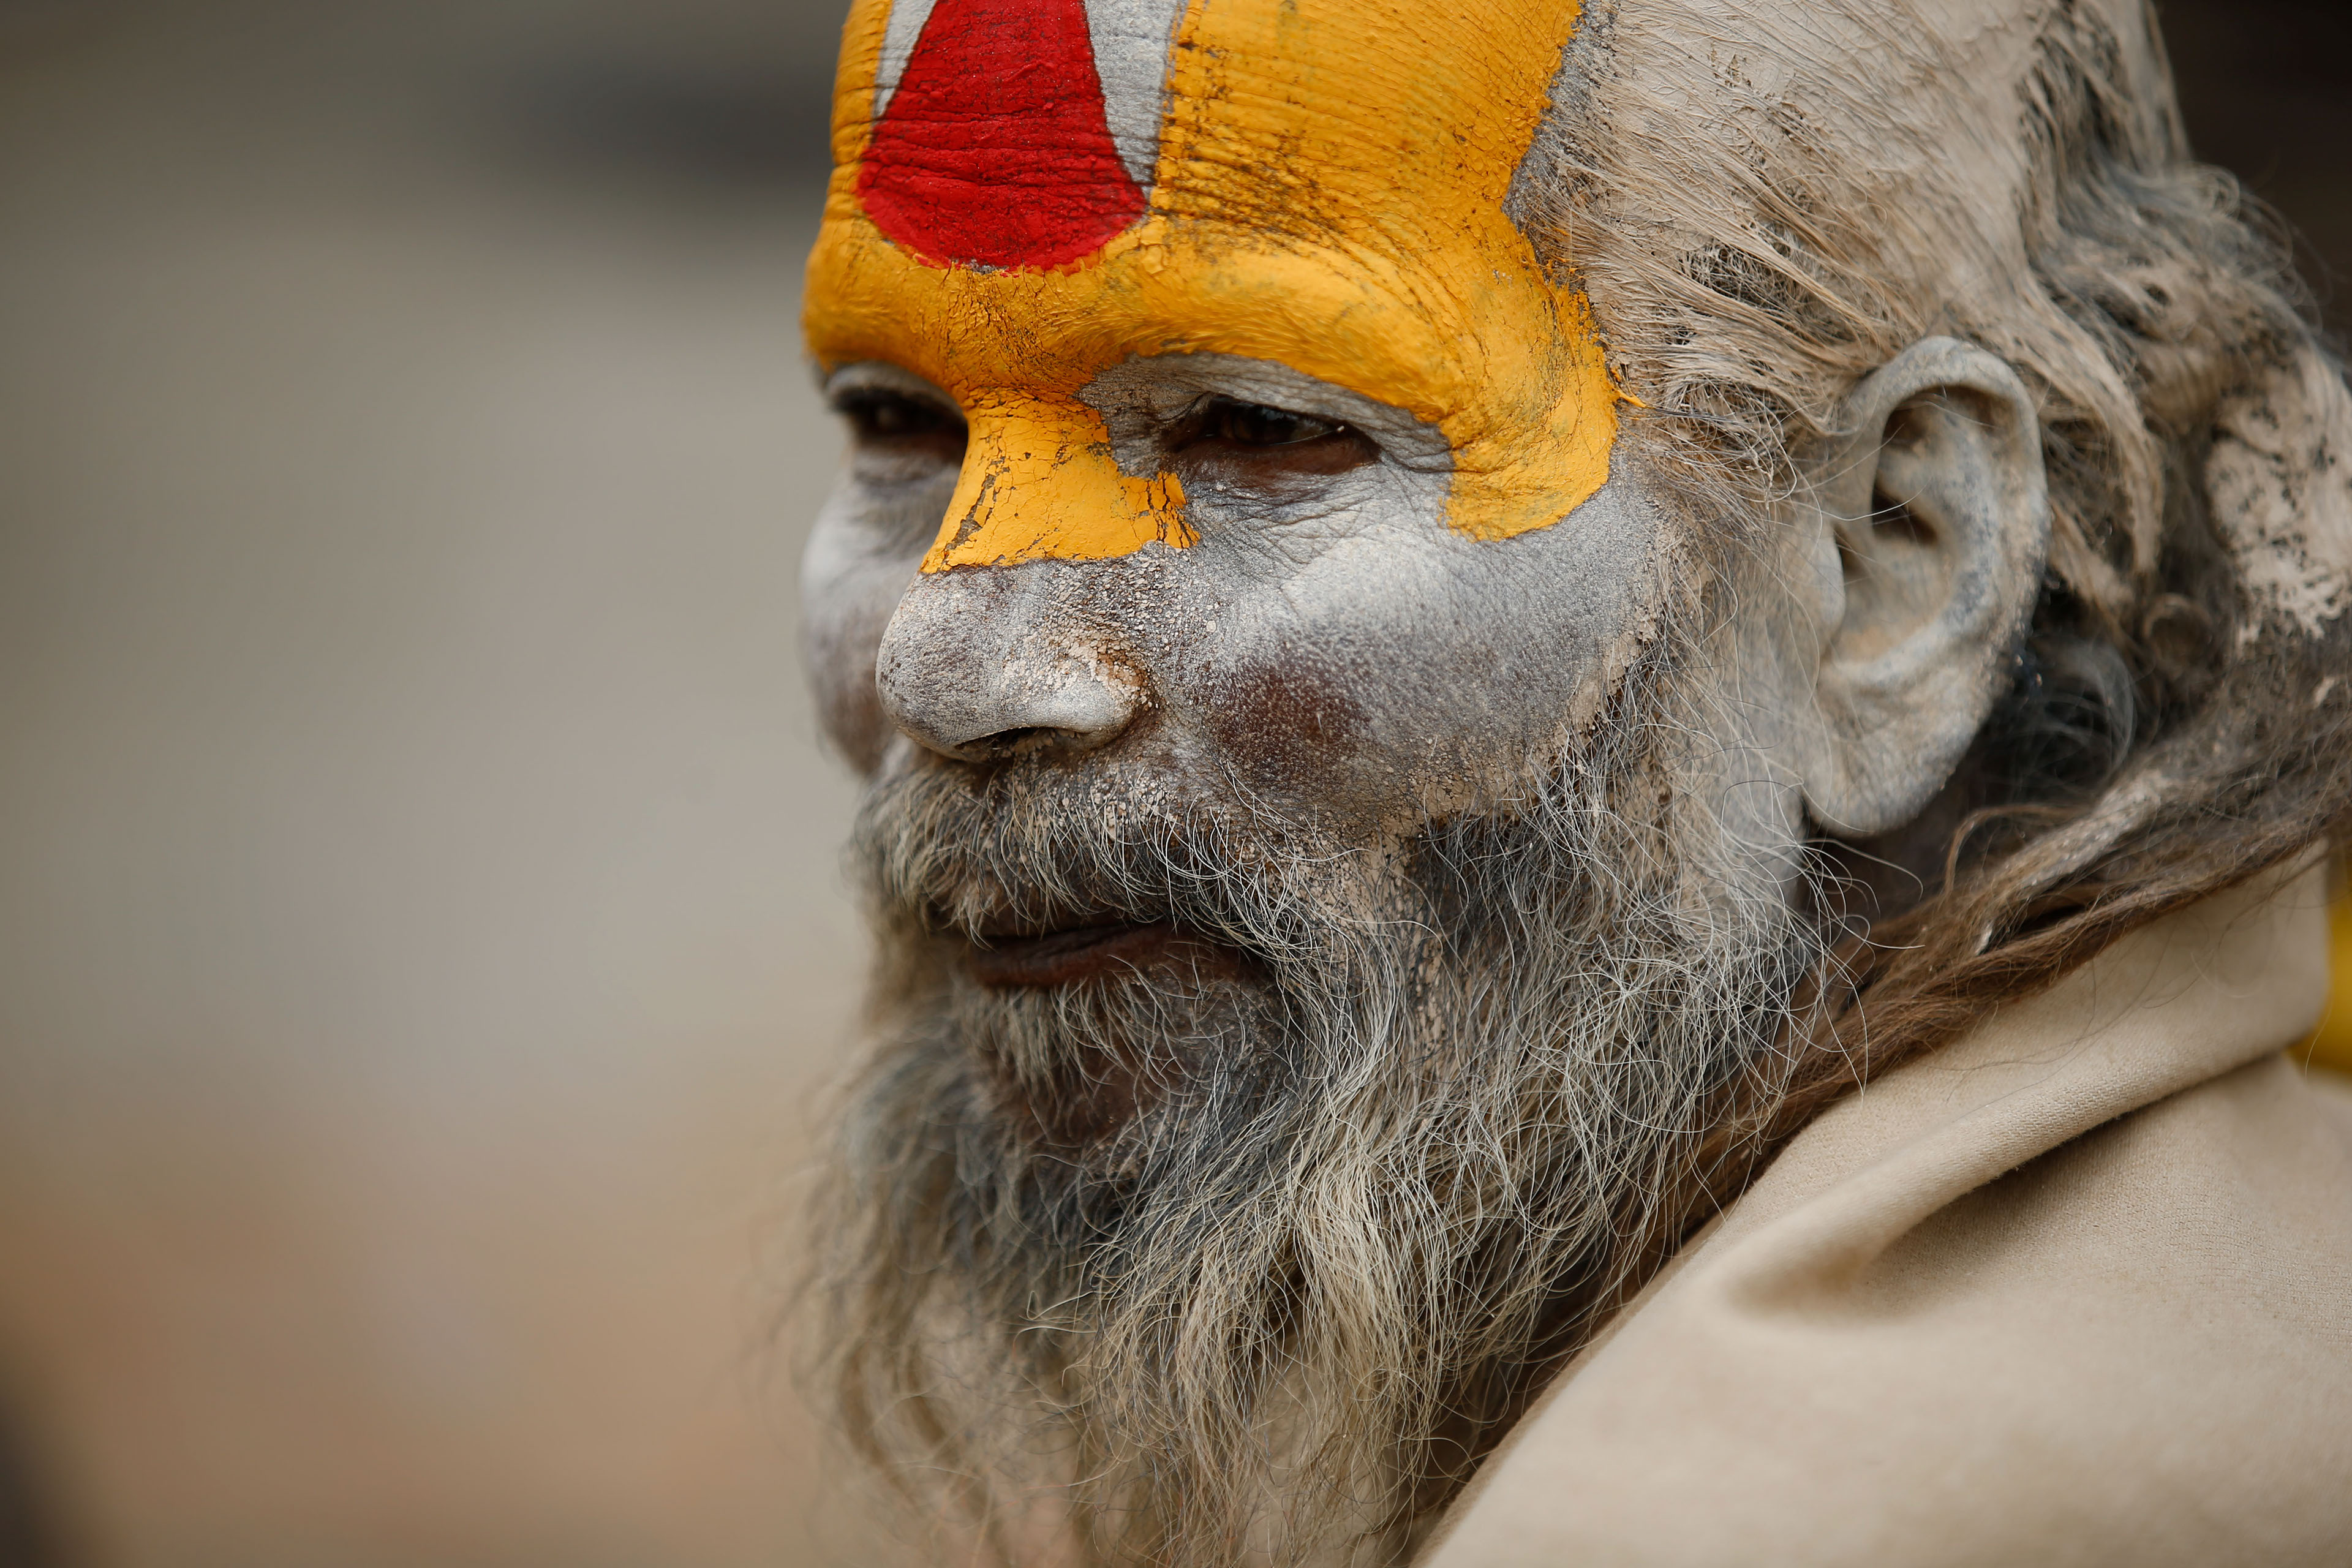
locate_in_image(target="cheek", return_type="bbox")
[800,497,924,774]
[1167,484,1668,812]
[801,600,891,774]
[1199,653,1371,795]
[1196,632,1526,815]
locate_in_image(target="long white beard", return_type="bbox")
[811,652,1823,1567]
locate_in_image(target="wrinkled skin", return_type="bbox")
[803,336,2048,869]
[806,355,1671,832]
[803,0,2050,872]
[798,1,2058,1560]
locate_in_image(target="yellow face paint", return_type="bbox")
[804,0,1618,572]
[936,394,1194,568]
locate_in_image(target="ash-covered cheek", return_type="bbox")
[1179,612,1499,810]
[1167,528,1484,805]
[1199,650,1374,794]
[1175,476,1678,812]
[1189,634,1528,815]
[801,478,941,772]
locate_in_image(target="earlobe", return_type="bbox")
[1799,338,2051,836]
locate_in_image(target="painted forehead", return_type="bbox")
[838,0,1586,271]
[861,0,1183,270]
[807,0,1621,558]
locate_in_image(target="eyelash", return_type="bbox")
[831,387,965,443]
[1186,397,1347,449]
[829,386,1365,471]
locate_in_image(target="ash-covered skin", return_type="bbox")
[804,352,1673,835]
[794,0,2352,1562]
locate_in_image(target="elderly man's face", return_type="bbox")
[797,0,2054,1556]
[802,0,1667,862]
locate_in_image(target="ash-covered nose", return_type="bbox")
[876,568,1145,762]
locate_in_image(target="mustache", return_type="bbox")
[850,761,1360,959]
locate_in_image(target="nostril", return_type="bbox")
[960,726,1057,760]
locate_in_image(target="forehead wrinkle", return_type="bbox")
[820,232,1556,432]
[1152,0,1578,230]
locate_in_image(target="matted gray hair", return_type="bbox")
[1522,0,2352,1133]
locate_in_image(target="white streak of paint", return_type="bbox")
[872,0,940,122]
[869,0,1185,194]
[1086,0,1189,191]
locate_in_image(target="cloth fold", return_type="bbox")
[1425,865,2352,1566]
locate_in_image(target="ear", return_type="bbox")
[1795,337,2051,836]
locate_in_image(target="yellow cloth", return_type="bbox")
[1423,864,2352,1566]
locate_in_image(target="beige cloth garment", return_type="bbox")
[1423,865,2352,1567]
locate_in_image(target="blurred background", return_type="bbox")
[0,1,2343,1564]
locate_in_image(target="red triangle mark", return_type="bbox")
[858,0,1147,270]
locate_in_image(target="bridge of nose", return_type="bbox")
[925,395,1194,571]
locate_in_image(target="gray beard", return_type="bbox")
[811,660,1824,1567]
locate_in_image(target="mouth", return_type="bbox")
[966,919,1197,987]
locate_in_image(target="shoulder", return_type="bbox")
[1422,1011,2352,1565]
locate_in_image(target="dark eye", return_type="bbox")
[832,386,967,462]
[1173,396,1379,480]
[1200,399,1340,447]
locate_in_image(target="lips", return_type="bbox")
[966,920,1191,987]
